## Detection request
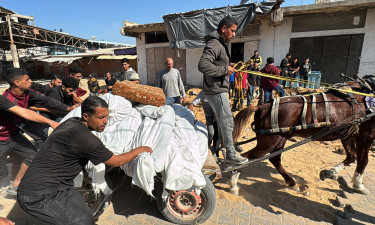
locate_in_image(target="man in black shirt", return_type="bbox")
[1,68,70,195]
[46,76,79,109]
[280,53,291,87]
[44,74,63,92]
[17,96,152,224]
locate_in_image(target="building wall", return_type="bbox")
[257,17,293,67]
[133,7,375,86]
[186,48,203,86]
[136,33,148,84]
[358,8,375,76]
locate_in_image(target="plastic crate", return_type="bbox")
[307,71,321,89]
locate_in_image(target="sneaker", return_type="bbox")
[6,185,17,196]
[235,144,244,153]
[226,152,248,165]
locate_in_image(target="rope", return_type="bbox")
[233,62,375,97]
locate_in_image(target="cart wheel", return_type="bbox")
[157,176,216,224]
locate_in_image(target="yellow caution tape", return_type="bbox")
[233,61,375,97]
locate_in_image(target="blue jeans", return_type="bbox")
[172,96,181,104]
[264,85,285,103]
[246,85,255,106]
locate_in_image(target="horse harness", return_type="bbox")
[252,92,332,134]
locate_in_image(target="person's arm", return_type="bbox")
[104,146,152,167]
[0,217,15,225]
[30,89,69,111]
[7,105,60,129]
[198,40,229,77]
[177,70,186,102]
[258,56,263,68]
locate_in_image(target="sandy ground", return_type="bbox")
[0,83,375,224]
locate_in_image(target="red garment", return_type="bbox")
[0,89,31,141]
[260,64,280,89]
[234,72,248,89]
[76,88,87,97]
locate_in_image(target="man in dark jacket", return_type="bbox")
[198,16,248,165]
[261,57,285,103]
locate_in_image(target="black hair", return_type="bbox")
[286,53,291,57]
[254,50,258,53]
[31,82,47,94]
[5,68,28,86]
[69,66,83,74]
[121,58,129,64]
[81,96,108,116]
[62,76,79,89]
[267,57,274,64]
[51,74,63,81]
[217,16,237,33]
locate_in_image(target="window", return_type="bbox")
[145,32,169,44]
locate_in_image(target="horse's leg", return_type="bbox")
[229,170,241,195]
[269,153,297,188]
[320,138,356,181]
[351,135,373,195]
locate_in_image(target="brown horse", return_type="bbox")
[230,80,375,195]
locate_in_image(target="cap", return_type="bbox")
[128,73,140,81]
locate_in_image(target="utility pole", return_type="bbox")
[7,15,20,68]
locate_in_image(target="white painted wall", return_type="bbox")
[257,17,293,67]
[186,48,204,86]
[136,33,147,84]
[358,8,375,76]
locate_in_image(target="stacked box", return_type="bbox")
[112,81,166,107]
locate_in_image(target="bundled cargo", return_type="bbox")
[112,81,166,107]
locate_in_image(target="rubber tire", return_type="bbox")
[156,175,216,224]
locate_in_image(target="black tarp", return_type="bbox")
[163,1,276,49]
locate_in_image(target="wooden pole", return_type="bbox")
[7,15,20,68]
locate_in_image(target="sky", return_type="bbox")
[2,0,315,45]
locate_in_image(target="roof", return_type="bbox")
[96,55,137,60]
[283,0,375,16]
[0,6,16,15]
[120,0,375,37]
[120,21,166,38]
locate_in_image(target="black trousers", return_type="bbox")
[18,188,94,225]
[0,133,37,179]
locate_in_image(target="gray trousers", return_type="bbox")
[205,92,235,155]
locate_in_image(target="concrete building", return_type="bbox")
[121,0,375,86]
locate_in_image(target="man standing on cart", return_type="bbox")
[198,16,248,165]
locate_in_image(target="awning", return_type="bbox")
[163,1,276,49]
[96,55,137,60]
[39,57,82,64]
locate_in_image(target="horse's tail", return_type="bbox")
[233,105,259,142]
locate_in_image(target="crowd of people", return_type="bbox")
[228,50,313,110]
[0,15,316,224]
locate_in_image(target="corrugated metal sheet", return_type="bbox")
[39,57,82,64]
[96,55,137,60]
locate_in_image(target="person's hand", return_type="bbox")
[188,103,194,111]
[66,104,80,112]
[135,146,153,155]
[227,66,236,75]
[49,121,60,129]
[0,217,15,225]
[181,97,186,104]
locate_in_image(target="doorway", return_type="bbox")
[231,43,244,63]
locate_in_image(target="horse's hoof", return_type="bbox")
[230,188,239,196]
[354,187,370,195]
[288,186,300,192]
